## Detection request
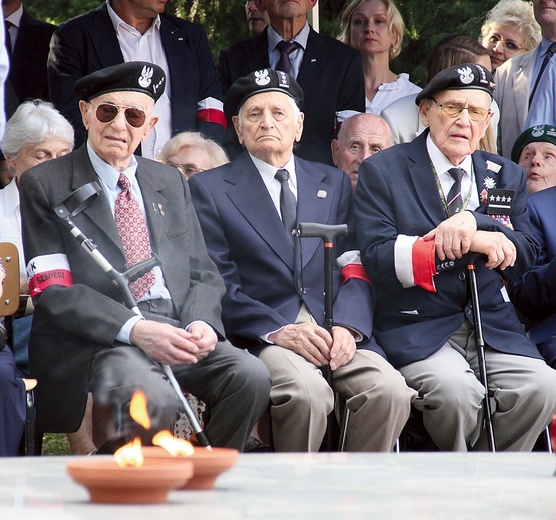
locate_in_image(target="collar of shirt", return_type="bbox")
[426,133,479,210]
[107,1,161,36]
[1,177,20,216]
[267,22,310,79]
[249,152,297,214]
[5,5,23,29]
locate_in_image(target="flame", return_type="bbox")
[130,389,151,430]
[114,437,144,467]
[153,430,195,456]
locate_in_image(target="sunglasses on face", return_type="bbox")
[93,102,148,128]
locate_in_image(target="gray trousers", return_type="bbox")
[259,346,416,452]
[90,340,271,451]
[400,322,556,451]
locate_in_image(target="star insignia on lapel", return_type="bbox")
[483,176,496,189]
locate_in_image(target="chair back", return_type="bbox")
[0,242,20,317]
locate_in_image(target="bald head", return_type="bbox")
[332,114,393,191]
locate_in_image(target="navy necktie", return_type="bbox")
[529,42,556,107]
[276,40,298,75]
[275,169,297,244]
[446,168,464,216]
[4,20,13,60]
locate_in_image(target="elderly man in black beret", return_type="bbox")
[511,124,556,194]
[189,68,416,452]
[18,61,271,452]
[355,63,556,451]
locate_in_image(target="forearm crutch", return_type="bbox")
[467,255,496,452]
[295,222,348,451]
[53,181,211,448]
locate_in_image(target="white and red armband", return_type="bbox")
[27,253,73,297]
[338,250,371,285]
[197,97,227,128]
[394,235,437,292]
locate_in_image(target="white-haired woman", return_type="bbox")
[481,0,541,72]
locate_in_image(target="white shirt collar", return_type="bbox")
[1,178,20,215]
[86,141,138,190]
[249,153,297,189]
[267,21,310,52]
[107,0,161,36]
[426,133,473,178]
[5,5,23,29]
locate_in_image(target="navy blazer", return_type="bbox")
[8,9,56,103]
[217,27,365,165]
[19,145,226,432]
[48,3,224,147]
[188,151,382,355]
[354,131,541,368]
[508,186,556,367]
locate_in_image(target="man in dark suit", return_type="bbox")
[355,63,556,452]
[47,0,226,159]
[3,0,56,102]
[508,125,556,369]
[19,62,270,452]
[189,69,415,452]
[217,0,365,165]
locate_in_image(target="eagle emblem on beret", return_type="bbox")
[457,66,474,85]
[138,66,154,88]
[254,69,271,86]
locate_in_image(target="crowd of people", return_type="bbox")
[1,0,556,457]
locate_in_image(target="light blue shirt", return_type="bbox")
[526,38,556,128]
[267,22,310,79]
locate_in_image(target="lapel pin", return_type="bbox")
[486,160,502,173]
[317,190,327,199]
[158,203,165,216]
[152,202,158,214]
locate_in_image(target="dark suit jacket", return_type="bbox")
[217,27,365,165]
[48,3,225,147]
[188,151,382,356]
[508,186,556,367]
[8,9,56,103]
[354,130,541,368]
[19,145,226,432]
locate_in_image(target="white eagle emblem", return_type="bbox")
[254,69,271,86]
[457,66,474,85]
[532,125,545,138]
[138,66,153,88]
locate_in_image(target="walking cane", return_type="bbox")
[294,222,348,451]
[467,254,496,452]
[53,181,211,448]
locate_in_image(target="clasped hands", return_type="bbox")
[129,320,217,365]
[268,322,356,370]
[423,211,516,270]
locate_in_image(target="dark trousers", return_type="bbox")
[90,340,271,451]
[0,346,25,456]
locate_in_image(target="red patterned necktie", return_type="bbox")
[114,173,155,300]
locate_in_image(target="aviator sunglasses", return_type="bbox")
[93,102,148,128]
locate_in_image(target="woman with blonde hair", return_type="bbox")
[339,0,420,115]
[480,0,541,72]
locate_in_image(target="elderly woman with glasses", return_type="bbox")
[480,0,541,72]
[157,131,229,179]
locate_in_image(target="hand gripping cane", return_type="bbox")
[467,253,495,452]
[53,182,211,448]
[294,222,348,451]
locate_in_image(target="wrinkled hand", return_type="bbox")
[130,320,204,365]
[329,326,356,371]
[268,322,332,367]
[186,321,218,361]
[470,230,516,270]
[423,211,477,261]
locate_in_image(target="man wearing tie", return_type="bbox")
[189,69,415,452]
[495,0,556,157]
[19,62,270,452]
[355,63,556,451]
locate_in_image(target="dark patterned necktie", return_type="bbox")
[446,168,464,216]
[4,20,13,60]
[529,42,556,106]
[275,169,297,244]
[276,40,298,74]
[114,173,155,300]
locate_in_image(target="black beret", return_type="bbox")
[511,125,556,163]
[224,68,304,119]
[74,61,166,102]
[415,63,494,105]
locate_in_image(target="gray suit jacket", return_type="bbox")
[19,145,226,432]
[494,48,538,158]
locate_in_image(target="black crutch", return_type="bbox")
[467,254,496,452]
[295,222,348,451]
[53,181,211,448]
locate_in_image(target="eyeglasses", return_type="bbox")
[430,97,491,122]
[167,163,206,177]
[93,102,148,128]
[486,34,523,54]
